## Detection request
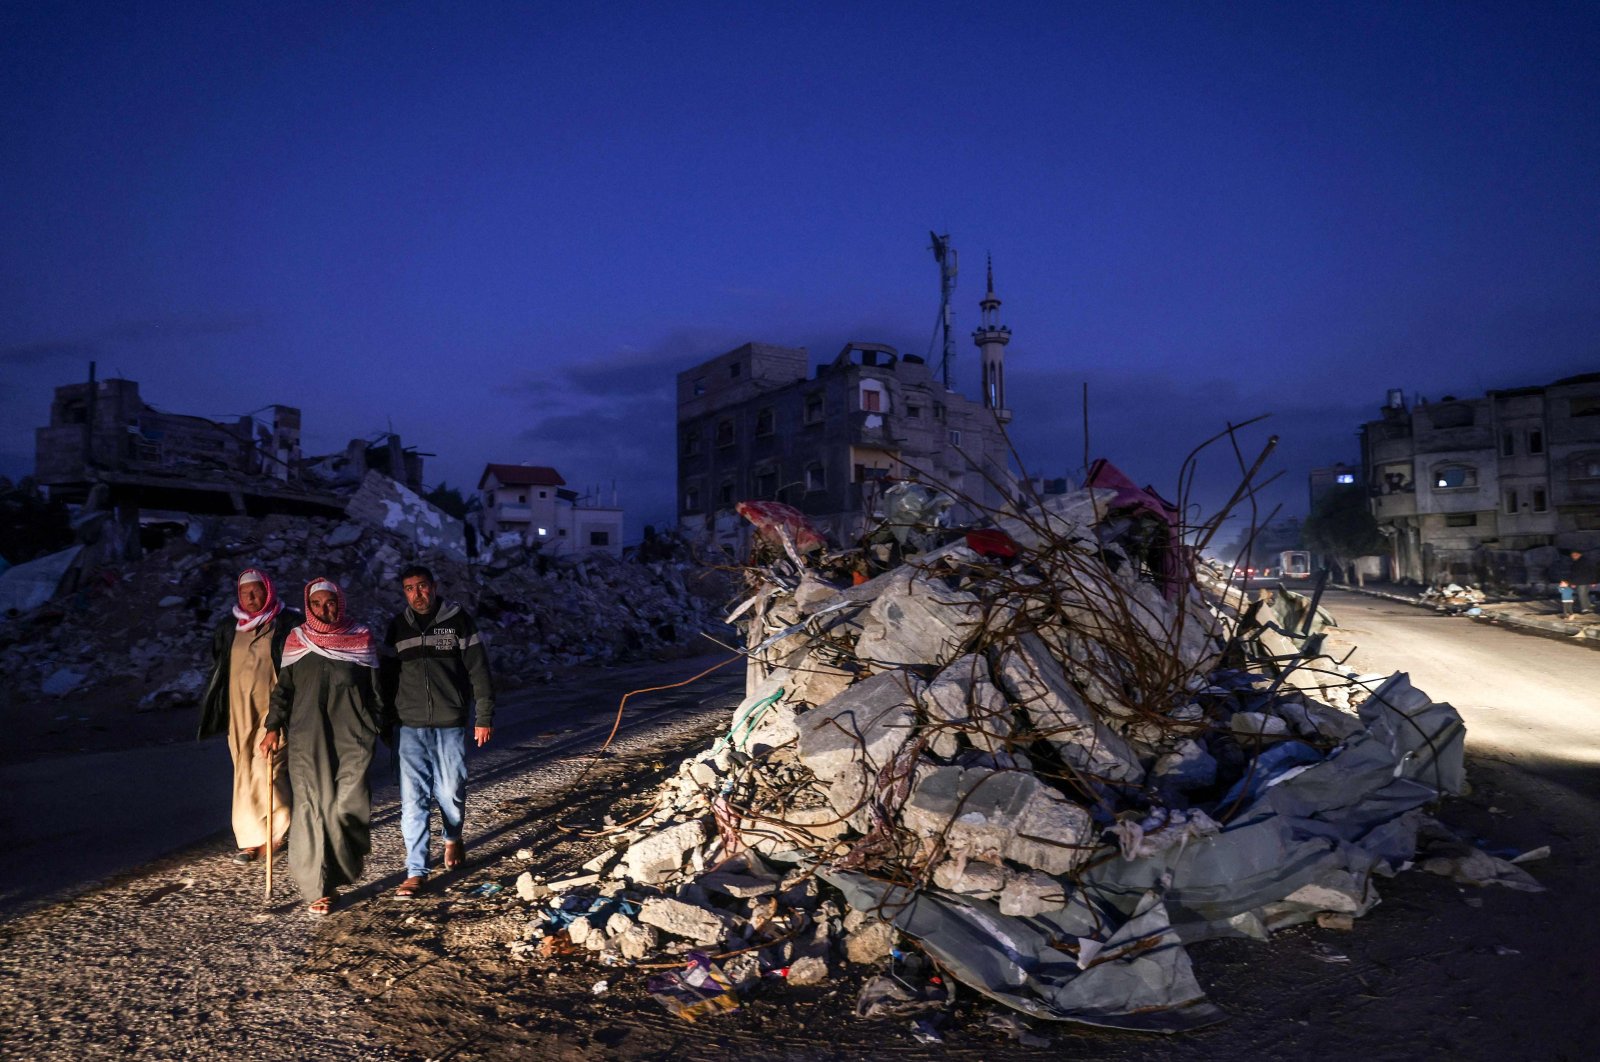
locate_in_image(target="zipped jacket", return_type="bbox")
[380,602,495,729]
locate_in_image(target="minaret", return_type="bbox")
[971,255,1012,423]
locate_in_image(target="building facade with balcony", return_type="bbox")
[675,333,1013,550]
[1359,373,1600,585]
[477,463,623,556]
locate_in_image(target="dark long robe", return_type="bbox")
[264,652,382,900]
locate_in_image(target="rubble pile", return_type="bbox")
[509,481,1474,1033]
[0,490,725,704]
[1420,582,1489,614]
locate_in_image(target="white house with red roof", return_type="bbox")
[477,463,623,556]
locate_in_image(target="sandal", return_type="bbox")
[233,847,260,864]
[443,841,465,870]
[394,876,426,899]
[308,895,335,916]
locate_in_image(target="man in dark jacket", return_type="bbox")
[381,564,494,897]
[1570,550,1597,615]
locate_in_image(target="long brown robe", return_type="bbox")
[227,627,293,848]
[265,652,381,900]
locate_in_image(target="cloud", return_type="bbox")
[0,339,91,366]
[0,313,267,367]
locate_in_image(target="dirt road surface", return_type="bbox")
[2,598,1597,1060]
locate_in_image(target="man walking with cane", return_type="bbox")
[382,565,495,899]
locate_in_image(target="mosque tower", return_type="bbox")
[971,255,1011,423]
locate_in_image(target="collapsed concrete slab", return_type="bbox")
[901,766,1095,876]
[853,567,984,668]
[922,654,1013,758]
[796,670,923,828]
[996,634,1143,784]
[623,819,707,885]
[344,470,467,562]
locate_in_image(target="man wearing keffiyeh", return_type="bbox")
[260,578,385,915]
[198,568,300,862]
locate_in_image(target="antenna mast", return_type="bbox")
[928,231,958,388]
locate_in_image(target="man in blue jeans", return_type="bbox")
[381,564,495,898]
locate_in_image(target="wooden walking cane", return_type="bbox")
[264,746,274,904]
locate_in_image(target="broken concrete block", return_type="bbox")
[785,955,829,985]
[515,872,550,902]
[345,470,468,561]
[1230,711,1290,740]
[582,848,620,874]
[844,920,896,964]
[996,634,1142,784]
[324,522,364,547]
[779,873,820,909]
[1035,625,1141,722]
[638,896,727,946]
[1147,739,1217,794]
[796,670,923,827]
[701,868,780,899]
[852,568,983,668]
[901,766,1094,876]
[567,916,595,947]
[998,869,1068,917]
[624,819,707,884]
[931,858,1007,896]
[787,653,857,708]
[615,922,659,960]
[792,572,842,611]
[548,873,601,892]
[924,653,1014,759]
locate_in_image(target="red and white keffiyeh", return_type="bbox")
[280,577,378,669]
[232,568,283,631]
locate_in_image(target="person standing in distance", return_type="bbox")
[382,565,494,898]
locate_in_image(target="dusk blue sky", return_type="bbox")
[3,2,1596,540]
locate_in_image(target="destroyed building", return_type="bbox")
[676,268,1017,553]
[1360,373,1600,584]
[0,468,723,703]
[33,370,428,519]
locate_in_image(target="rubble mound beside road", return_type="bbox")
[0,509,727,706]
[511,485,1478,1033]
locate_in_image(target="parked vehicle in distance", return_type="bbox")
[1279,550,1313,581]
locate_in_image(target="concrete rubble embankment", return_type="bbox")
[0,474,727,706]
[500,484,1539,1035]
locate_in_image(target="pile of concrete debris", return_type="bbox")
[0,472,724,704]
[508,483,1480,1033]
[1419,582,1489,614]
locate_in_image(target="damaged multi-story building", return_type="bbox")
[675,268,1017,548]
[34,370,427,519]
[1359,372,1600,585]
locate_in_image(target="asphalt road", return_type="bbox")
[1319,587,1600,804]
[0,651,744,920]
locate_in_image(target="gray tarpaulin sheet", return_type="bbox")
[823,672,1465,1031]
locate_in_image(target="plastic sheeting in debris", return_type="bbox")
[821,673,1464,1032]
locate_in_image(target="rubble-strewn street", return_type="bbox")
[2,473,1596,1058]
[0,475,727,764]
[1,587,1596,1060]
